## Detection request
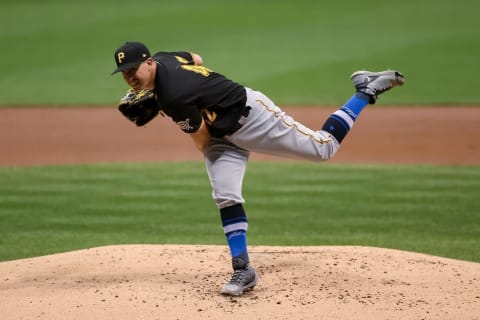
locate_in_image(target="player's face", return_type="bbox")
[122,59,153,91]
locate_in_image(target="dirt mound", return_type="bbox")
[1,245,479,319]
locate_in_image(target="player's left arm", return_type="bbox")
[189,118,210,152]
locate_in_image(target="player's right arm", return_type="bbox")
[191,53,203,66]
[189,118,210,152]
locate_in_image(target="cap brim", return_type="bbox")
[111,61,143,75]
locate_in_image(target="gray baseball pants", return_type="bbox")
[205,87,340,209]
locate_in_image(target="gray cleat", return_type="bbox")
[220,257,259,296]
[351,70,405,104]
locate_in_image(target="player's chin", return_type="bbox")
[129,81,141,91]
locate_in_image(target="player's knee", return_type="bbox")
[309,131,340,162]
[214,197,244,209]
[319,147,338,161]
[212,192,244,209]
[309,143,339,162]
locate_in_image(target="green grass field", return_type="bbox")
[1,163,479,262]
[0,1,478,264]
[1,0,479,105]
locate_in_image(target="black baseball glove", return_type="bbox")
[118,89,161,126]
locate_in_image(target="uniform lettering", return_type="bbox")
[176,118,194,131]
[181,65,212,77]
[201,109,217,125]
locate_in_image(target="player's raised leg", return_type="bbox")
[321,70,404,144]
[226,70,404,161]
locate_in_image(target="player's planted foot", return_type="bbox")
[220,257,259,296]
[351,70,404,104]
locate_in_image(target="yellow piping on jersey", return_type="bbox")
[175,56,189,64]
[256,99,332,144]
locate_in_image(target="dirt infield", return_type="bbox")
[1,107,479,319]
[1,106,479,166]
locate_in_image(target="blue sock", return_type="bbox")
[321,93,369,143]
[220,204,249,262]
[344,93,370,117]
[226,231,248,259]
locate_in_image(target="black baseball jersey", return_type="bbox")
[152,51,248,137]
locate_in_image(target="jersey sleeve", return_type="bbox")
[168,103,203,133]
[156,51,194,65]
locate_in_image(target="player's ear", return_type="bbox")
[145,58,155,73]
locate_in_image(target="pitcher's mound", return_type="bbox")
[1,245,479,319]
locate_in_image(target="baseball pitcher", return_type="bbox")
[112,41,404,296]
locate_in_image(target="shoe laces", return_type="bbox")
[228,268,247,284]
